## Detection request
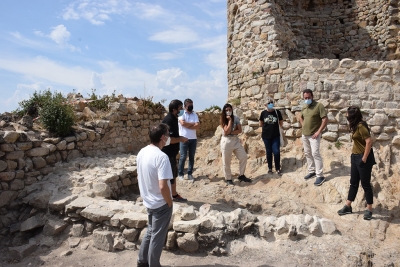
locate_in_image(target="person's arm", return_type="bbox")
[259,120,264,127]
[299,115,304,127]
[222,117,233,136]
[170,136,188,144]
[159,179,172,207]
[231,123,242,135]
[362,137,373,163]
[312,116,328,139]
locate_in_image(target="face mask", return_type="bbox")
[226,111,232,116]
[178,110,184,116]
[164,136,170,146]
[267,103,274,109]
[187,105,193,112]
[304,99,312,105]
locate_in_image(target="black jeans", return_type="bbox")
[348,153,374,204]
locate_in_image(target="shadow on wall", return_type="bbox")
[278,0,395,61]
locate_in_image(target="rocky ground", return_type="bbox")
[1,135,400,267]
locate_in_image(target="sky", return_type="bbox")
[0,0,228,113]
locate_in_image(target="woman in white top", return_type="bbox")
[220,103,251,185]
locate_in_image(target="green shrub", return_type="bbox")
[204,105,221,112]
[87,89,118,111]
[39,92,75,137]
[335,140,343,149]
[230,98,241,106]
[16,89,54,117]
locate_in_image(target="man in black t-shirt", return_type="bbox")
[162,100,188,202]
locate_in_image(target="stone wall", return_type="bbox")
[227,0,400,168]
[0,101,220,213]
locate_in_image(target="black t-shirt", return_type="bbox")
[161,112,180,157]
[259,109,283,139]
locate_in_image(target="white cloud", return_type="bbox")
[7,32,47,50]
[152,52,181,60]
[32,25,79,52]
[62,0,132,25]
[133,3,172,20]
[49,25,71,45]
[149,26,199,44]
[90,73,105,89]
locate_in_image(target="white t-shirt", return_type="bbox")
[178,111,199,140]
[137,145,173,209]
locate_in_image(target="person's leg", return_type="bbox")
[302,135,315,174]
[359,159,374,210]
[262,138,273,170]
[147,204,173,267]
[187,139,197,175]
[178,142,188,177]
[271,135,281,171]
[138,209,153,265]
[347,155,361,203]
[233,138,247,176]
[221,137,233,181]
[168,155,178,196]
[309,135,324,177]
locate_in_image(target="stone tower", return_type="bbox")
[227,0,400,167]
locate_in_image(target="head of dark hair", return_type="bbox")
[347,106,367,133]
[302,89,314,98]
[168,99,183,113]
[184,98,193,107]
[149,123,169,144]
[220,103,234,126]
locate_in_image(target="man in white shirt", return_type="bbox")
[178,98,200,180]
[137,123,173,267]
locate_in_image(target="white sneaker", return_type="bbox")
[178,175,185,180]
[187,174,194,180]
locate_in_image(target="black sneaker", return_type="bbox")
[173,193,187,202]
[304,172,316,180]
[314,176,325,186]
[268,169,273,174]
[364,210,372,220]
[337,205,352,216]
[276,169,282,176]
[137,261,149,267]
[238,175,252,183]
[226,180,234,185]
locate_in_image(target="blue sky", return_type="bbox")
[0,0,227,113]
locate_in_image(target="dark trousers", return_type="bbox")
[262,135,281,171]
[138,203,173,267]
[348,154,374,205]
[178,139,197,176]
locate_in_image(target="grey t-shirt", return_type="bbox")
[222,115,240,136]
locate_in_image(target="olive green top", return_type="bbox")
[351,123,371,154]
[301,100,327,136]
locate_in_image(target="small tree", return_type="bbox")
[39,92,75,137]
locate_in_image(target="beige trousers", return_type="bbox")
[220,136,247,181]
[302,135,324,177]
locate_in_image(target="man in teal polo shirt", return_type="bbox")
[299,89,328,186]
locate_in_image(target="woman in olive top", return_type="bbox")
[337,106,376,220]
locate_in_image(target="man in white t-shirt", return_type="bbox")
[178,98,200,180]
[137,123,173,267]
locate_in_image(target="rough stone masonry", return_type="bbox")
[227,0,400,167]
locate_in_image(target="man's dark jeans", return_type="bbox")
[178,139,197,176]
